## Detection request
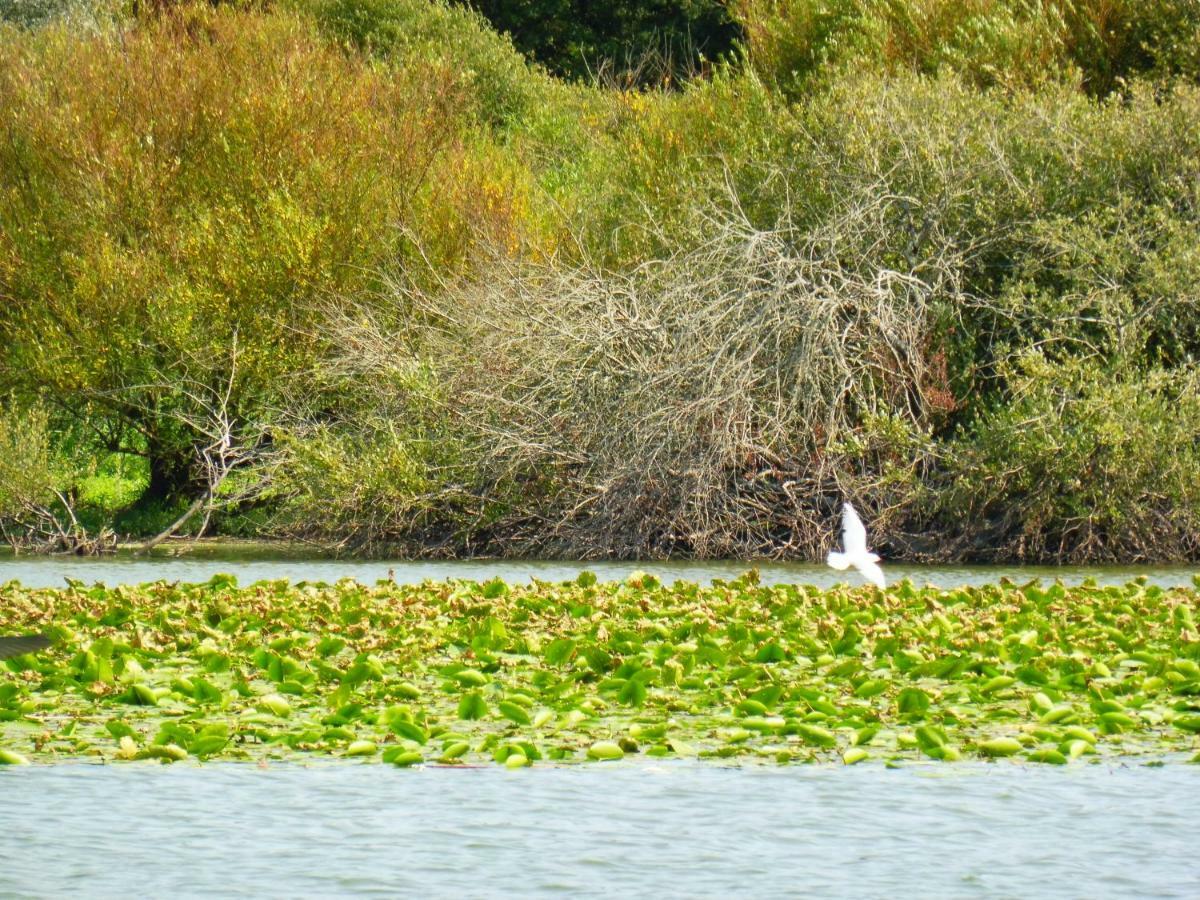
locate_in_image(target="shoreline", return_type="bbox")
[1,535,1198,570]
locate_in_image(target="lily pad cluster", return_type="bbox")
[2,572,1199,767]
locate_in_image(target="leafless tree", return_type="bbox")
[140,331,274,552]
[312,177,975,558]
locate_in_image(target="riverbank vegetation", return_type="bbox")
[2,576,1199,766]
[1,1,1199,561]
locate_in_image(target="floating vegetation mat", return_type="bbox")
[2,573,1199,767]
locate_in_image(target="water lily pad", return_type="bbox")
[498,701,532,725]
[457,692,488,721]
[587,741,624,761]
[978,737,1022,757]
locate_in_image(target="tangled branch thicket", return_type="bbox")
[316,185,970,558]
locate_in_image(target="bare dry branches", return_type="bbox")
[140,331,277,552]
[318,181,971,558]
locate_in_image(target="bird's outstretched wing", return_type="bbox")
[841,502,868,555]
[0,634,51,661]
[854,558,886,589]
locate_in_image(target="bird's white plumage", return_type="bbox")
[855,557,886,590]
[841,502,868,555]
[827,502,885,588]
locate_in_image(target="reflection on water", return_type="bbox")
[0,762,1197,898]
[0,551,1196,589]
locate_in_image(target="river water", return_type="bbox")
[0,550,1197,590]
[1,553,1198,898]
[1,761,1197,898]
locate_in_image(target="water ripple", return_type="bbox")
[1,556,1196,590]
[1,762,1198,898]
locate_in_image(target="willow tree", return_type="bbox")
[0,7,464,506]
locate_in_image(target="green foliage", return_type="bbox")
[0,403,61,523]
[248,63,1200,563]
[944,360,1200,561]
[73,458,146,528]
[1,1,1199,561]
[460,0,741,84]
[792,73,1200,378]
[2,576,1199,764]
[271,417,486,551]
[547,69,790,263]
[294,0,544,126]
[0,5,474,502]
[734,0,1200,97]
[734,0,882,92]
[0,402,122,548]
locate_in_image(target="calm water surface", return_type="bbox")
[1,762,1197,898]
[3,555,1198,898]
[0,552,1196,590]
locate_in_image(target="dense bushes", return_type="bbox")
[940,359,1200,562]
[0,6,529,506]
[1,0,1199,561]
[314,181,962,557]
[293,0,544,127]
[735,0,1200,97]
[303,71,1200,559]
[459,0,740,83]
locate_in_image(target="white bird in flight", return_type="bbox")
[827,502,885,589]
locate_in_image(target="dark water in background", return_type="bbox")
[1,761,1197,898]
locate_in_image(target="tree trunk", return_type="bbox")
[138,445,200,507]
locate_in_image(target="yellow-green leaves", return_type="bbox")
[1,576,1197,767]
[498,701,531,726]
[842,747,869,765]
[257,694,292,718]
[0,748,30,765]
[587,741,624,761]
[978,738,1023,758]
[458,693,488,721]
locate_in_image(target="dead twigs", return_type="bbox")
[321,180,971,558]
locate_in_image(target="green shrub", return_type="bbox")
[0,403,61,526]
[0,6,473,504]
[271,420,485,551]
[942,358,1200,561]
[734,0,884,93]
[527,69,793,265]
[293,0,544,127]
[793,74,1200,387]
[459,0,741,84]
[734,0,1200,97]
